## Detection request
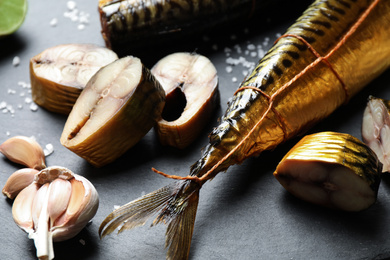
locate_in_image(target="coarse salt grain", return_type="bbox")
[78,24,85,30]
[29,103,39,112]
[258,49,265,58]
[79,239,86,246]
[44,143,54,156]
[12,56,20,67]
[67,0,77,10]
[232,77,237,82]
[18,81,31,88]
[225,66,233,73]
[50,18,58,27]
[247,44,256,50]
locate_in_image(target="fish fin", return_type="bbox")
[99,179,200,260]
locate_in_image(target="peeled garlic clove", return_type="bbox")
[60,56,166,167]
[151,52,219,149]
[30,44,118,114]
[362,96,390,172]
[0,136,46,170]
[12,166,99,260]
[2,168,39,199]
[274,132,382,212]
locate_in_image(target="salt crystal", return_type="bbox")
[232,77,237,82]
[12,56,20,67]
[258,49,265,58]
[18,81,31,89]
[212,44,218,51]
[7,89,16,94]
[44,143,54,156]
[2,108,7,114]
[113,205,121,210]
[71,15,79,22]
[30,103,38,112]
[77,24,85,30]
[225,66,233,73]
[0,101,6,109]
[6,104,14,113]
[242,70,248,76]
[79,239,86,246]
[17,104,23,109]
[67,1,77,10]
[25,97,32,104]
[6,131,10,136]
[250,51,257,57]
[50,18,58,27]
[230,34,237,40]
[79,15,89,24]
[19,92,25,97]
[247,44,256,50]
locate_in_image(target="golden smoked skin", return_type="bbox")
[190,0,390,180]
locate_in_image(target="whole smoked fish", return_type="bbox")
[99,0,390,259]
[98,0,277,52]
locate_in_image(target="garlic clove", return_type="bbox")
[52,176,99,241]
[0,136,46,170]
[12,166,99,260]
[2,168,39,199]
[47,179,72,227]
[12,183,40,232]
[32,183,49,230]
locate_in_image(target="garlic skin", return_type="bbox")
[12,166,99,260]
[2,168,39,199]
[0,136,46,170]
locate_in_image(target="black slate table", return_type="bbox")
[1,0,390,259]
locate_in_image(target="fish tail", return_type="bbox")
[99,178,201,260]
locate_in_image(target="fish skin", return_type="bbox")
[190,0,390,180]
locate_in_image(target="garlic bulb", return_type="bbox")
[0,136,46,170]
[12,166,99,260]
[2,168,38,199]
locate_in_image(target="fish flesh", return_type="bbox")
[274,131,382,211]
[362,96,390,172]
[151,52,220,149]
[99,0,390,259]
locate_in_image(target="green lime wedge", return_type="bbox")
[0,0,27,37]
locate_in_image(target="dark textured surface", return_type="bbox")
[1,0,390,259]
